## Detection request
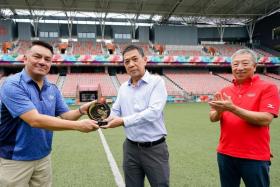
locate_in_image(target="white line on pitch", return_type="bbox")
[98,129,125,187]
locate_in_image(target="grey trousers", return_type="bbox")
[123,139,170,187]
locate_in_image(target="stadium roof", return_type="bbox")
[1,0,280,25]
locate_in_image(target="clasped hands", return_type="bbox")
[208,92,236,113]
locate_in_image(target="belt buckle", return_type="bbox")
[143,142,153,147]
[136,142,142,147]
[137,142,151,147]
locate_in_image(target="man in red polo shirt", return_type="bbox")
[209,49,279,187]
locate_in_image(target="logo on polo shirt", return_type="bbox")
[267,104,275,109]
[247,93,256,97]
[49,95,55,100]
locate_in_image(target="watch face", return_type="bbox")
[87,102,110,121]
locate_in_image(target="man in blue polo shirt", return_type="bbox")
[0,40,99,187]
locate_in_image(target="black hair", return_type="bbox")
[31,40,54,54]
[122,44,144,57]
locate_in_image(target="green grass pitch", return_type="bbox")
[52,103,280,186]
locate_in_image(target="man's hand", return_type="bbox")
[209,92,235,113]
[213,92,223,101]
[79,100,97,115]
[76,119,99,132]
[208,92,235,122]
[209,92,225,113]
[100,116,124,129]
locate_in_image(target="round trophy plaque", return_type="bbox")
[87,102,110,126]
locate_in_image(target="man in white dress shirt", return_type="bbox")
[102,44,169,187]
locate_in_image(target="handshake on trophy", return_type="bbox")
[87,97,110,126]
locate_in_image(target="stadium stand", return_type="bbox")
[14,40,61,54]
[254,48,274,57]
[116,73,183,96]
[204,44,245,56]
[165,45,203,56]
[165,72,231,95]
[266,73,280,80]
[14,40,31,54]
[115,73,130,84]
[72,41,103,55]
[116,43,152,55]
[217,73,234,81]
[46,74,59,84]
[8,41,275,58]
[61,73,117,98]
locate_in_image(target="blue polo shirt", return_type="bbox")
[0,69,69,161]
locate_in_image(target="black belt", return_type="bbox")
[127,137,165,147]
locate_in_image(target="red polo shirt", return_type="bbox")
[218,75,279,161]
